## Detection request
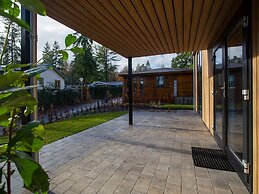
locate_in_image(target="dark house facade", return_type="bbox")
[119,68,193,104]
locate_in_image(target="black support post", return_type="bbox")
[21,8,31,125]
[21,8,39,162]
[128,57,133,125]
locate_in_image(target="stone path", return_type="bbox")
[13,111,249,194]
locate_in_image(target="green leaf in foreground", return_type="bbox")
[58,50,68,61]
[0,10,31,31]
[17,0,46,16]
[13,157,49,193]
[70,46,84,54]
[65,34,77,47]
[0,0,12,11]
[9,122,44,151]
[8,3,20,17]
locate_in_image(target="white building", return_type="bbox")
[38,66,65,90]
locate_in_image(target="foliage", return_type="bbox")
[38,88,80,110]
[0,1,83,193]
[135,60,151,72]
[0,17,21,65]
[89,85,122,99]
[43,111,126,144]
[0,65,50,193]
[120,65,128,73]
[171,52,193,69]
[159,104,193,110]
[72,33,98,84]
[95,45,119,82]
[41,41,64,71]
[41,42,53,64]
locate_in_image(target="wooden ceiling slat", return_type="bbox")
[142,0,170,53]
[76,0,142,56]
[208,0,243,48]
[118,0,162,54]
[95,0,152,55]
[193,0,214,51]
[163,0,179,52]
[173,0,184,52]
[204,0,233,49]
[42,0,241,57]
[43,0,132,56]
[109,0,159,54]
[198,0,224,49]
[120,0,162,54]
[152,0,174,53]
[189,0,204,51]
[131,0,165,53]
[85,0,148,56]
[183,0,193,51]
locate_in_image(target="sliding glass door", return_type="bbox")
[213,18,251,189]
[214,46,224,143]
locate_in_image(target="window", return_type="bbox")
[133,79,137,96]
[156,76,165,87]
[140,78,144,96]
[55,80,61,89]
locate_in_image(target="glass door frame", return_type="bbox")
[212,1,252,191]
[213,45,227,150]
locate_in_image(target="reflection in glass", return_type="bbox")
[156,76,165,87]
[227,23,243,159]
[214,47,223,138]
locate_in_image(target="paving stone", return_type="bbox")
[10,111,248,194]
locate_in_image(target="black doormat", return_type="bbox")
[191,147,235,172]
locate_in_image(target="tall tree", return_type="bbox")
[0,18,21,65]
[146,60,151,70]
[42,41,64,70]
[135,60,152,72]
[171,52,193,69]
[95,45,119,82]
[120,65,128,73]
[72,33,97,84]
[52,41,63,70]
[42,42,53,64]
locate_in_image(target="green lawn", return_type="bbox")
[159,104,193,110]
[0,111,127,145]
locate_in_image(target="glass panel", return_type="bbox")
[214,47,223,138]
[227,23,243,159]
[156,76,165,87]
[140,78,144,96]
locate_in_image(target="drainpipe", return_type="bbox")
[21,8,39,162]
[30,12,39,162]
[128,57,133,125]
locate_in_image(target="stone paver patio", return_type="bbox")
[14,111,248,194]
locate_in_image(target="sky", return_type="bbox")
[37,16,176,71]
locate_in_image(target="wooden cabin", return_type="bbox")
[119,68,193,104]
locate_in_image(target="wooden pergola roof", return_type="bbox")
[42,0,242,58]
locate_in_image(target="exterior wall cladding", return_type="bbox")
[121,71,193,104]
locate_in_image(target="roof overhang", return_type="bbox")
[42,0,243,57]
